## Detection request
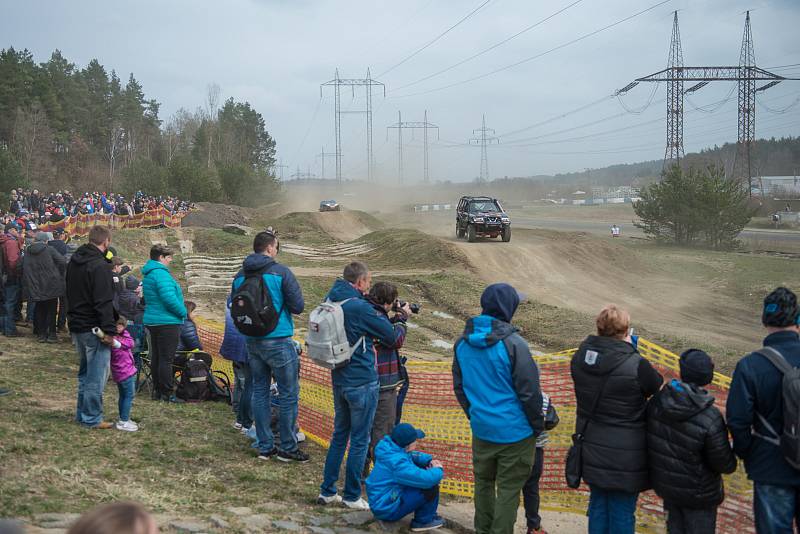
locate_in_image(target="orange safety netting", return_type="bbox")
[194,320,754,533]
[37,208,186,237]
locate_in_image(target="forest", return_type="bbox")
[0,47,279,206]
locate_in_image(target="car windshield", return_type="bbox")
[468,201,499,213]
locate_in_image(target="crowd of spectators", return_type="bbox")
[1,188,193,229]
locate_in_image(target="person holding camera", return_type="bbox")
[363,281,412,476]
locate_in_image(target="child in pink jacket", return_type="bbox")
[110,316,138,432]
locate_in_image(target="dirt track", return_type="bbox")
[313,211,375,242]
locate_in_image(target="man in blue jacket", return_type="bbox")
[453,283,543,534]
[728,286,800,533]
[318,261,397,511]
[231,230,305,463]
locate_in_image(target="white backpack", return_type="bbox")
[306,299,365,369]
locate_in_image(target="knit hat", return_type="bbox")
[679,349,715,386]
[35,232,52,242]
[4,222,20,232]
[762,287,799,327]
[391,423,425,448]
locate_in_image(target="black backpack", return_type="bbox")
[754,346,800,469]
[231,270,281,337]
[176,356,211,402]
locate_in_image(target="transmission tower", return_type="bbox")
[616,11,797,193]
[386,110,440,184]
[470,114,499,183]
[275,160,288,181]
[320,69,385,184]
[316,146,337,180]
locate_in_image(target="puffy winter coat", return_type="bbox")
[177,318,203,352]
[142,259,186,326]
[571,335,663,492]
[0,233,23,281]
[647,379,737,507]
[365,436,444,520]
[22,242,66,301]
[66,244,116,335]
[110,329,137,383]
[220,303,248,363]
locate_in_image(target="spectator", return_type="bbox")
[318,261,397,511]
[22,232,66,343]
[66,501,158,534]
[570,304,663,534]
[219,295,251,431]
[118,276,144,326]
[231,230,305,462]
[142,244,187,403]
[177,301,202,352]
[647,349,737,534]
[67,225,117,429]
[727,287,800,533]
[0,222,24,337]
[48,228,70,332]
[522,392,555,534]
[366,423,445,531]
[453,283,543,534]
[110,316,138,432]
[364,281,410,475]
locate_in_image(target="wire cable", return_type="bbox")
[685,84,737,114]
[616,82,660,114]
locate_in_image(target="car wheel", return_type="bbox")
[456,225,465,239]
[502,226,511,242]
[467,225,476,243]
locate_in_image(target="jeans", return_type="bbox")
[754,483,800,534]
[522,447,545,529]
[380,485,440,525]
[245,337,299,453]
[33,298,58,340]
[1,281,19,335]
[663,501,717,534]
[472,434,536,534]
[74,331,111,427]
[233,360,253,428]
[147,324,181,397]
[320,381,379,502]
[587,485,639,534]
[117,375,136,422]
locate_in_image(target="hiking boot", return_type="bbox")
[116,420,139,432]
[411,517,445,532]
[37,336,47,343]
[257,448,278,461]
[93,422,114,430]
[342,498,370,511]
[317,494,342,506]
[276,449,310,463]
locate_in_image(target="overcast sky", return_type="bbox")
[2,0,799,182]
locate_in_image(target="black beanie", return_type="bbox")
[679,349,714,387]
[762,287,799,328]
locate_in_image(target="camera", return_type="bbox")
[394,300,421,314]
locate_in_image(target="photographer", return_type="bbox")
[363,281,412,476]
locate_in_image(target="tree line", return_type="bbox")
[0,48,279,206]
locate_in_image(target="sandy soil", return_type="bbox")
[312,211,375,242]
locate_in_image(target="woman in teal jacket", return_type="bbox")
[142,244,187,402]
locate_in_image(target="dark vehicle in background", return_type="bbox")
[456,196,511,242]
[319,200,341,212]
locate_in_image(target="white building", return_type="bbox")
[755,176,800,196]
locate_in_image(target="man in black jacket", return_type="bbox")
[67,225,117,429]
[647,349,737,534]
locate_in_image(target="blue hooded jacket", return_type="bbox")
[220,299,248,363]
[142,259,187,326]
[326,278,396,388]
[231,253,304,339]
[365,436,444,520]
[453,283,544,444]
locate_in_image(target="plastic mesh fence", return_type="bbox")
[195,320,753,533]
[38,208,185,237]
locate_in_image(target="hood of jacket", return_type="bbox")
[327,278,362,302]
[142,259,169,276]
[575,335,639,376]
[125,275,140,290]
[70,243,108,266]
[242,252,276,274]
[27,242,47,255]
[651,379,714,422]
[480,283,520,323]
[461,314,517,349]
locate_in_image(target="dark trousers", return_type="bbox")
[147,324,181,397]
[57,295,67,328]
[33,298,58,340]
[663,501,717,534]
[522,447,545,529]
[233,360,253,428]
[365,389,398,476]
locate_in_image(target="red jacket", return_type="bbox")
[0,233,23,280]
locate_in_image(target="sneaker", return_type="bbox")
[317,494,342,506]
[46,337,59,344]
[257,448,278,461]
[410,518,444,532]
[37,337,47,343]
[233,422,243,430]
[93,421,114,429]
[296,431,306,443]
[342,498,370,511]
[526,528,548,534]
[276,449,310,463]
[116,420,139,432]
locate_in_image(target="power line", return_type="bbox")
[376,0,494,78]
[390,0,674,98]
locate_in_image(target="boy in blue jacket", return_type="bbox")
[366,423,444,531]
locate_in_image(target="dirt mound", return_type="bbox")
[312,210,382,242]
[182,202,260,229]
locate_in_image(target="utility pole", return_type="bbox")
[387,111,440,184]
[321,69,385,184]
[737,11,756,194]
[665,11,684,167]
[316,146,337,180]
[470,114,499,183]
[275,160,288,181]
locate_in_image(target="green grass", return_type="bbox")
[359,230,468,271]
[191,228,253,255]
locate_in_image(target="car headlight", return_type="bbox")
[501,217,510,223]
[472,217,484,223]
